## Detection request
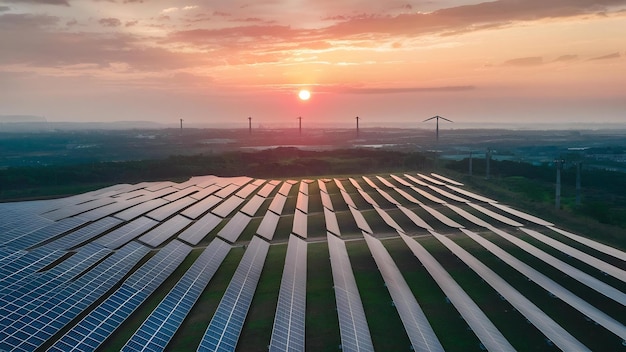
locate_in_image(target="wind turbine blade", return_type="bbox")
[439,116,453,123]
[423,116,437,122]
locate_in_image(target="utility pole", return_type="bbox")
[297,116,302,135]
[555,159,563,210]
[356,116,360,137]
[248,117,252,135]
[575,161,582,206]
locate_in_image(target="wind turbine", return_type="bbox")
[355,116,361,137]
[423,115,453,142]
[248,117,252,135]
[179,118,183,130]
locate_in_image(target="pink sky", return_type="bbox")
[0,0,625,126]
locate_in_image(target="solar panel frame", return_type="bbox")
[292,209,308,238]
[211,196,246,218]
[268,194,288,215]
[95,216,158,249]
[181,195,222,219]
[256,211,281,240]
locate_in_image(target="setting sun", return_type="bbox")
[298,89,311,101]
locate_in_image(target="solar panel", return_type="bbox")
[239,195,266,217]
[444,185,496,203]
[400,233,514,352]
[3,217,88,250]
[320,191,334,211]
[0,244,109,301]
[463,231,626,340]
[45,217,123,250]
[277,182,293,196]
[236,183,261,199]
[268,194,288,215]
[491,203,553,226]
[216,212,252,243]
[138,215,192,247]
[298,181,309,195]
[256,211,281,240]
[49,240,192,352]
[78,197,148,221]
[270,235,307,351]
[163,186,200,202]
[430,173,464,186]
[334,178,347,192]
[411,186,447,204]
[252,179,267,186]
[214,184,241,198]
[416,173,446,186]
[403,174,429,187]
[418,203,464,228]
[324,207,340,236]
[389,174,413,187]
[42,197,116,221]
[374,207,404,233]
[375,176,396,189]
[292,210,308,238]
[431,231,589,351]
[444,204,490,228]
[318,179,329,194]
[363,233,444,352]
[122,239,231,352]
[114,198,169,221]
[348,178,363,190]
[426,185,469,203]
[548,226,624,260]
[257,182,278,198]
[361,176,379,189]
[501,228,626,303]
[197,236,270,351]
[146,197,198,221]
[357,189,379,208]
[340,190,357,209]
[466,203,523,227]
[211,195,246,218]
[327,233,374,352]
[191,184,223,201]
[95,216,158,249]
[0,242,150,351]
[182,195,222,219]
[178,213,222,245]
[145,181,177,192]
[349,207,372,234]
[375,188,401,205]
[295,192,309,213]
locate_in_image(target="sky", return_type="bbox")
[0,0,625,127]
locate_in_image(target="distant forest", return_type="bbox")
[1,148,624,229]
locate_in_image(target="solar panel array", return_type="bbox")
[269,235,307,351]
[327,233,374,352]
[198,236,270,351]
[0,172,624,351]
[123,238,231,352]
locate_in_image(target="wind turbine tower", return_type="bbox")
[248,117,252,135]
[555,159,564,209]
[180,118,183,130]
[297,116,302,135]
[423,115,453,142]
[356,116,361,137]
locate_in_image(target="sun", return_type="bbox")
[298,89,311,101]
